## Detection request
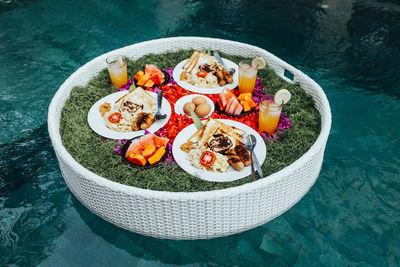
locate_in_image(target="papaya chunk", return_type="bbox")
[153,135,169,148]
[137,73,150,86]
[144,79,154,88]
[142,143,156,158]
[238,93,252,101]
[247,97,256,109]
[148,146,166,165]
[134,71,144,81]
[241,100,251,112]
[126,152,147,166]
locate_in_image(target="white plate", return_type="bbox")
[172,119,266,182]
[172,57,238,94]
[174,94,215,118]
[88,91,171,139]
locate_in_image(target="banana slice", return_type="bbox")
[251,57,266,69]
[274,89,291,105]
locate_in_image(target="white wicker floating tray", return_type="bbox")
[48,37,331,240]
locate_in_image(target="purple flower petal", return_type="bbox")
[113,146,121,155]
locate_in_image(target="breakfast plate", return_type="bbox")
[172,57,238,94]
[172,119,266,182]
[88,90,171,139]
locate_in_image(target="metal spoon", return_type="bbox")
[155,90,167,120]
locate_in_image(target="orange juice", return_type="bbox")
[238,61,258,94]
[106,56,128,89]
[259,100,282,134]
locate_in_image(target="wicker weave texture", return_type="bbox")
[48,37,331,240]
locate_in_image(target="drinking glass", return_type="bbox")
[258,96,282,134]
[238,60,258,94]
[106,55,128,89]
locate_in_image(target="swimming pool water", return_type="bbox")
[1,0,399,265]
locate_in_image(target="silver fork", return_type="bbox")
[155,90,167,120]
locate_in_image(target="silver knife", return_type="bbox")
[213,51,235,74]
[250,135,263,178]
[252,152,264,178]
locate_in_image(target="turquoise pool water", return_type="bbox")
[1,0,399,265]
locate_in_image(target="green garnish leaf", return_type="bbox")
[189,106,203,130]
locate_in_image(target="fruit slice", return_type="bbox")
[274,89,291,105]
[126,152,147,166]
[137,72,151,86]
[241,100,250,112]
[144,79,154,87]
[140,134,155,147]
[153,135,169,149]
[148,146,166,165]
[233,102,243,115]
[216,98,223,111]
[238,93,252,101]
[224,97,235,113]
[251,57,266,69]
[219,88,236,109]
[134,71,144,81]
[142,143,156,158]
[226,97,240,115]
[145,64,158,74]
[247,97,256,109]
[126,140,143,155]
[145,64,165,85]
[150,73,162,85]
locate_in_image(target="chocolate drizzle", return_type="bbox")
[208,134,234,154]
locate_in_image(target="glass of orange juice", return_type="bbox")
[106,55,128,89]
[258,95,282,135]
[238,60,258,94]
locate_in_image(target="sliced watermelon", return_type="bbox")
[145,64,158,74]
[219,88,236,109]
[224,97,235,113]
[228,99,239,115]
[225,97,239,115]
[233,102,243,115]
[145,64,165,85]
[140,133,155,148]
[219,94,228,109]
[153,135,169,148]
[217,97,223,110]
[126,140,143,156]
[150,74,162,85]
[150,71,165,85]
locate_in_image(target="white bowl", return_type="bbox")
[174,94,214,118]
